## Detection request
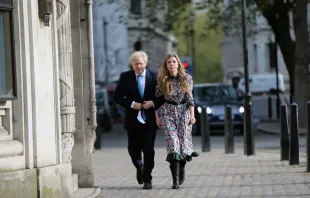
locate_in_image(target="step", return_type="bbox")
[72,173,78,193]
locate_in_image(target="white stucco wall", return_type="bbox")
[93,0,129,83]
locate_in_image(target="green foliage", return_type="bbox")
[172,11,223,83]
[194,15,224,83]
[109,0,224,83]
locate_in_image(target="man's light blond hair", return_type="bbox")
[130,51,148,63]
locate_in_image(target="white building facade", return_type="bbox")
[221,1,289,87]
[93,0,177,84]
[126,0,177,71]
[0,0,99,197]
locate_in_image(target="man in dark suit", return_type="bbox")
[113,51,163,189]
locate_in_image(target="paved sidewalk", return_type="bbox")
[94,129,310,197]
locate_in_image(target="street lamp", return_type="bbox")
[103,18,109,86]
[189,10,196,81]
[241,0,255,155]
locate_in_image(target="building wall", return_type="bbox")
[93,0,129,84]
[71,0,97,188]
[127,25,176,71]
[93,0,177,83]
[0,0,60,170]
[126,0,177,71]
[0,0,84,197]
[221,5,290,87]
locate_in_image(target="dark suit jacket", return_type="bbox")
[113,69,164,130]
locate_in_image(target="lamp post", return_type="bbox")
[189,10,196,81]
[241,0,254,155]
[274,43,280,119]
[103,18,109,86]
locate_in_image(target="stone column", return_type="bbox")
[70,0,96,187]
[56,0,76,163]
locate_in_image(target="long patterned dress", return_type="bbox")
[156,74,199,162]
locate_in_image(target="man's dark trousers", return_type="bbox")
[127,120,156,182]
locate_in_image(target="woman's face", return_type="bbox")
[166,56,179,76]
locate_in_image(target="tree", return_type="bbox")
[122,0,223,82]
[172,12,224,83]
[197,0,309,127]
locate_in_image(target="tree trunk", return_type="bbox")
[293,0,310,128]
[256,1,295,104]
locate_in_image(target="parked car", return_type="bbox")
[193,84,244,135]
[94,86,113,149]
[96,87,112,132]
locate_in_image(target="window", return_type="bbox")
[253,44,258,72]
[268,42,278,69]
[194,85,238,104]
[133,40,142,51]
[0,1,16,100]
[130,0,141,15]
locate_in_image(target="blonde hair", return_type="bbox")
[129,51,148,63]
[157,53,189,95]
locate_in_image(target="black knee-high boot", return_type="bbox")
[179,160,186,185]
[169,161,180,189]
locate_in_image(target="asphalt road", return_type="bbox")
[98,124,307,154]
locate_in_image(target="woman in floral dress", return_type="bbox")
[155,53,198,189]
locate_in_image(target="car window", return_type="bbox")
[96,92,105,104]
[194,85,238,104]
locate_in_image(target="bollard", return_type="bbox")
[307,101,310,171]
[225,106,234,153]
[289,102,299,165]
[268,96,272,119]
[201,106,210,152]
[243,94,255,155]
[280,104,289,161]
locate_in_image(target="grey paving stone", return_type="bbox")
[95,129,310,198]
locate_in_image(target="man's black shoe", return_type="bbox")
[142,181,152,189]
[136,168,143,185]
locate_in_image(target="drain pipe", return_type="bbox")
[85,0,97,147]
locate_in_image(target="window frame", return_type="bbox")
[268,42,278,69]
[0,1,17,101]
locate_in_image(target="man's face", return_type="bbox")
[131,56,146,74]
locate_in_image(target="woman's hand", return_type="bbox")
[156,117,162,128]
[190,115,196,125]
[155,110,162,128]
[188,106,195,125]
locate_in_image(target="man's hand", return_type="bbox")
[133,102,143,110]
[142,101,154,109]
